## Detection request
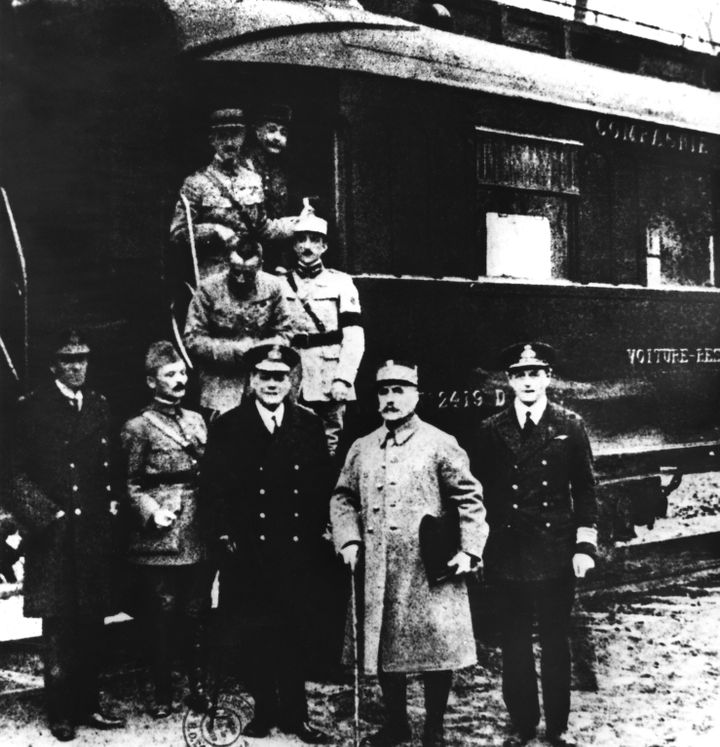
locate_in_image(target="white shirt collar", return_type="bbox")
[255,401,284,433]
[55,379,83,410]
[513,395,547,428]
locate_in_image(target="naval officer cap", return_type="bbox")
[501,342,555,372]
[376,359,419,387]
[210,108,246,130]
[54,328,91,358]
[246,343,300,373]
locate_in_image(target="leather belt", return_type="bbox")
[291,330,342,349]
[140,470,198,488]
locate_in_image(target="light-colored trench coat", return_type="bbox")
[330,415,488,675]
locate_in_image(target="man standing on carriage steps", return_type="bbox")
[331,359,488,747]
[470,342,598,747]
[283,213,364,457]
[170,108,302,280]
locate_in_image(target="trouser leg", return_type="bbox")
[496,581,540,733]
[277,631,308,727]
[378,670,409,729]
[537,575,575,736]
[423,670,452,731]
[181,563,212,711]
[245,629,279,726]
[73,618,103,717]
[42,617,74,724]
[138,566,177,705]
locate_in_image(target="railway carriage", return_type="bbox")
[2,0,720,556]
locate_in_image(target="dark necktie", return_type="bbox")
[522,411,535,441]
[270,414,279,434]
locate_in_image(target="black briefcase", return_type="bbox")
[419,513,460,585]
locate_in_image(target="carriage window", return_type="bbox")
[640,167,714,287]
[476,128,580,281]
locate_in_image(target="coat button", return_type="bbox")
[103,461,109,468]
[259,513,266,519]
[542,501,548,507]
[513,464,519,471]
[293,536,299,542]
[106,485,111,492]
[541,460,547,466]
[74,508,81,516]
[259,466,263,472]
[101,438,107,444]
[260,535,266,541]
[546,522,551,527]
[191,458,197,465]
[512,504,518,509]
[69,463,75,469]
[72,485,78,492]
[293,464,299,471]
[512,484,518,490]
[293,489,299,495]
[294,512,299,518]
[542,480,548,486]
[506,523,512,529]
[259,488,266,495]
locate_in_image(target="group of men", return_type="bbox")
[5,102,599,747]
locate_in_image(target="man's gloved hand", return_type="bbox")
[340,543,359,571]
[330,380,351,402]
[572,553,595,578]
[447,551,475,575]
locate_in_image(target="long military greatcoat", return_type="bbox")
[201,399,333,635]
[471,402,598,582]
[330,415,488,675]
[10,383,117,618]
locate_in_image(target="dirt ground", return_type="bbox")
[1,474,719,746]
[1,568,719,747]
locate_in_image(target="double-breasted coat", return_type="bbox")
[183,270,292,413]
[330,415,488,675]
[10,384,117,618]
[201,399,333,636]
[471,402,598,582]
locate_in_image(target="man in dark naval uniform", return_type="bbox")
[9,330,125,741]
[202,343,333,743]
[471,343,598,747]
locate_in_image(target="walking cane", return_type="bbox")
[350,565,360,747]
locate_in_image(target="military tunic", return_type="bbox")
[120,401,207,566]
[331,415,488,675]
[170,157,296,279]
[183,270,292,414]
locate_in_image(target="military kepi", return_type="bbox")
[501,342,555,371]
[245,343,300,372]
[210,108,245,130]
[54,329,90,358]
[376,359,419,386]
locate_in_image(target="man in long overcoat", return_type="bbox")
[201,343,333,743]
[331,360,488,747]
[470,343,598,747]
[9,330,124,741]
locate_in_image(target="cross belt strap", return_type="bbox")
[286,272,328,334]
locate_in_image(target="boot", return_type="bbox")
[422,671,452,747]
